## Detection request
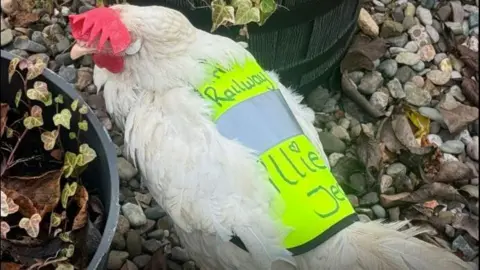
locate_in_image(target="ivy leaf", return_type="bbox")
[69,132,76,139]
[50,212,62,227]
[54,94,64,104]
[78,120,88,131]
[1,221,10,239]
[19,213,42,238]
[71,99,79,112]
[1,191,18,217]
[62,152,77,178]
[78,104,88,114]
[76,144,97,166]
[53,109,72,130]
[61,182,78,208]
[41,130,58,151]
[56,262,74,270]
[259,0,276,14]
[59,231,73,243]
[59,244,75,258]
[232,0,261,25]
[6,128,14,138]
[23,105,44,129]
[26,81,52,106]
[26,58,46,81]
[15,90,22,108]
[211,0,235,32]
[8,58,20,83]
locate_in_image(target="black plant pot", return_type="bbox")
[0,50,119,270]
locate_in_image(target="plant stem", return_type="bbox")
[3,128,28,176]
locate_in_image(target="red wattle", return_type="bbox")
[93,54,124,73]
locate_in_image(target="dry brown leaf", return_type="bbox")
[459,185,479,199]
[4,170,62,217]
[379,118,406,153]
[356,133,382,171]
[380,182,467,208]
[452,213,479,241]
[0,262,22,270]
[0,103,9,137]
[1,184,37,217]
[71,185,88,231]
[143,248,167,270]
[121,260,139,270]
[9,11,39,27]
[461,77,479,106]
[434,161,474,183]
[457,45,479,72]
[438,102,479,133]
[390,113,432,155]
[340,36,388,72]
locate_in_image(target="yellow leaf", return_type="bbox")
[41,130,58,151]
[26,59,46,81]
[62,152,77,178]
[77,144,96,166]
[71,99,78,112]
[8,58,20,83]
[26,81,52,106]
[61,182,77,208]
[50,212,62,227]
[78,104,88,114]
[19,213,41,238]
[54,94,64,104]
[405,106,430,140]
[53,109,72,130]
[78,120,88,131]
[211,0,235,32]
[14,90,22,108]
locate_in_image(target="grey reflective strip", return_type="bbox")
[215,90,303,154]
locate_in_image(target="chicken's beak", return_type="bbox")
[70,43,97,60]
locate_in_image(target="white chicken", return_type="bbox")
[68,4,473,270]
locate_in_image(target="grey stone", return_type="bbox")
[31,31,46,46]
[347,194,359,207]
[58,66,77,83]
[452,235,478,261]
[408,25,431,47]
[358,71,384,95]
[425,25,440,43]
[306,86,330,112]
[348,71,364,84]
[416,6,433,25]
[349,173,367,195]
[395,52,421,65]
[404,3,416,17]
[122,203,147,227]
[426,70,451,85]
[380,175,393,193]
[436,5,452,22]
[118,157,138,181]
[395,66,415,83]
[117,215,131,234]
[370,91,389,111]
[1,29,14,46]
[439,140,465,154]
[387,78,405,99]
[405,82,432,106]
[171,246,190,262]
[330,125,350,142]
[132,255,152,269]
[122,261,138,270]
[404,41,419,52]
[402,16,417,30]
[411,61,425,72]
[386,33,409,47]
[386,163,407,177]
[371,204,387,218]
[470,12,479,28]
[144,206,166,220]
[142,238,162,254]
[377,59,398,78]
[107,250,129,270]
[388,207,401,221]
[54,52,73,66]
[318,132,346,153]
[55,37,71,52]
[450,1,464,23]
[419,107,445,123]
[359,192,380,206]
[445,21,464,35]
[13,36,47,53]
[380,20,404,37]
[112,232,126,250]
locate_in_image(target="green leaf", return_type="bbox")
[41,130,58,151]
[53,109,72,130]
[26,81,52,106]
[211,0,235,32]
[71,99,79,112]
[259,0,276,14]
[19,213,42,238]
[26,58,46,81]
[60,244,75,258]
[56,262,74,270]
[8,58,20,83]
[23,105,44,129]
[78,120,88,131]
[76,144,97,166]
[78,104,88,114]
[50,212,62,227]
[69,132,76,139]
[6,128,13,138]
[14,90,22,108]
[62,152,77,178]
[59,231,73,243]
[61,182,77,208]
[235,3,261,25]
[54,94,64,104]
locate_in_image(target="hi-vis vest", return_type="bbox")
[195,58,358,255]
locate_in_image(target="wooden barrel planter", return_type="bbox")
[105,0,360,95]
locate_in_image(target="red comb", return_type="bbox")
[69,7,131,54]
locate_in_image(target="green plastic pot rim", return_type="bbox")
[1,49,120,270]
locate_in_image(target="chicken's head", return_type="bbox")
[68,4,195,74]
